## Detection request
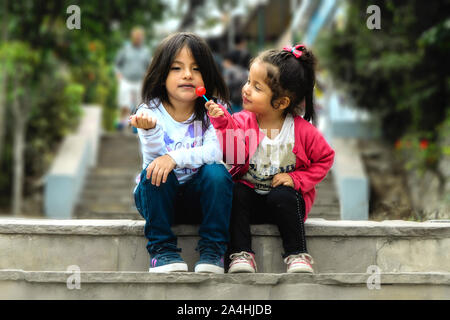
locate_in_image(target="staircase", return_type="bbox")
[75,132,340,220]
[74,133,141,219]
[4,133,447,300]
[0,218,449,299]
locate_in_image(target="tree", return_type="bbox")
[0,0,8,169]
[0,1,165,210]
[317,0,449,142]
[0,42,39,215]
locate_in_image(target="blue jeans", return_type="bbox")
[134,163,233,257]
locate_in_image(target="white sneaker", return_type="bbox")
[228,251,257,273]
[284,253,314,273]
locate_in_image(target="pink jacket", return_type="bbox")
[209,105,335,220]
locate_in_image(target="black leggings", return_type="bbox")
[228,182,308,259]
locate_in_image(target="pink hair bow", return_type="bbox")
[282,44,306,58]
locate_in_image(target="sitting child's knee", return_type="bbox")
[267,185,298,206]
[200,164,232,184]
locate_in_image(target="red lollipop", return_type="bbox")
[195,86,208,102]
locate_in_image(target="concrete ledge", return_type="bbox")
[43,135,89,219]
[76,105,102,168]
[44,105,102,219]
[331,138,369,220]
[0,218,448,237]
[1,270,448,285]
[324,91,380,140]
[0,270,448,300]
[0,218,449,274]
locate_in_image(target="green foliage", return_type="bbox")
[0,1,165,202]
[394,109,450,175]
[316,0,449,143]
[4,0,164,130]
[0,43,84,195]
[316,0,449,174]
[70,40,118,131]
[0,41,40,83]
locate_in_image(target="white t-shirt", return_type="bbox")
[242,114,297,194]
[135,99,223,185]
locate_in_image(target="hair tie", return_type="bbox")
[282,44,306,59]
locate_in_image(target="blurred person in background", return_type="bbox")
[233,34,251,69]
[207,38,224,74]
[223,50,248,113]
[222,35,252,113]
[115,26,151,131]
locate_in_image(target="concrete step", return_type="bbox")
[74,204,139,219]
[89,168,140,177]
[1,218,448,274]
[75,203,340,220]
[97,133,141,168]
[1,270,448,299]
[75,210,142,220]
[308,212,340,220]
[76,210,340,221]
[85,173,138,185]
[79,193,135,205]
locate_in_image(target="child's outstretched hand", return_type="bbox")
[205,101,224,118]
[129,113,157,130]
[272,173,294,188]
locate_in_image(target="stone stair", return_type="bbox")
[74,133,141,219]
[74,132,340,220]
[0,218,449,299]
[1,270,447,300]
[10,133,447,300]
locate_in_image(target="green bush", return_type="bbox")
[71,40,118,131]
[0,1,166,206]
[316,0,449,143]
[0,44,84,198]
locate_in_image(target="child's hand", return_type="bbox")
[130,113,157,130]
[272,173,294,188]
[205,101,224,118]
[146,154,177,187]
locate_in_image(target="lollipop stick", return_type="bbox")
[202,95,208,102]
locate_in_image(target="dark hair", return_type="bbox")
[224,50,241,65]
[234,34,247,45]
[141,32,229,130]
[252,46,317,124]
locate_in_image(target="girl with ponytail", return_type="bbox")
[204,44,335,274]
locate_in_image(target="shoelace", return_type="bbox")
[283,253,314,266]
[200,247,221,262]
[155,250,182,263]
[229,251,257,272]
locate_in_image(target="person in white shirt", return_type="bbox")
[130,32,233,274]
[115,26,151,130]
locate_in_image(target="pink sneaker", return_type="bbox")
[284,253,314,273]
[228,251,257,273]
